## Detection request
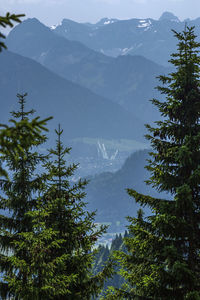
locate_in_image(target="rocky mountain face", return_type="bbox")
[51,12,200,66]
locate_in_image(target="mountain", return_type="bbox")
[0,50,143,141]
[159,11,180,22]
[51,12,200,66]
[85,149,170,232]
[94,18,118,27]
[6,18,168,124]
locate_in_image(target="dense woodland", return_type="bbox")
[1,12,200,300]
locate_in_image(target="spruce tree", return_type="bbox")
[106,26,200,299]
[5,125,113,299]
[0,93,51,178]
[0,94,51,299]
[0,12,24,52]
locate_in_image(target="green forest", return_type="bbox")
[1,12,200,300]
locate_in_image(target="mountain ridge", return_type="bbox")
[7,18,168,125]
[50,12,200,66]
[0,50,143,141]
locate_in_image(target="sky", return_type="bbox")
[0,0,200,27]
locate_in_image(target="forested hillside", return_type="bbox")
[86,149,169,232]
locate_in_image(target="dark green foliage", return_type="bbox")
[41,125,114,299]
[0,12,24,51]
[0,94,51,299]
[0,93,51,178]
[93,233,128,296]
[105,27,200,299]
[3,124,113,299]
[110,234,123,252]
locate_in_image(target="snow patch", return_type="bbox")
[121,47,133,55]
[104,20,111,25]
[137,19,152,30]
[50,25,57,30]
[104,19,115,25]
[50,22,61,30]
[122,48,129,53]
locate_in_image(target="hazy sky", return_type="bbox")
[1,0,200,26]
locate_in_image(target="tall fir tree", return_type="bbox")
[4,125,113,299]
[0,94,51,299]
[105,26,200,299]
[0,94,51,179]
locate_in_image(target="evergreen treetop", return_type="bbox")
[0,12,24,52]
[0,94,51,178]
[105,26,200,300]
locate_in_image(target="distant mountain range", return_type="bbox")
[50,12,200,66]
[6,18,169,124]
[0,50,142,141]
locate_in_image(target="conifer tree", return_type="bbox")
[105,26,200,299]
[0,94,51,299]
[0,12,24,52]
[93,234,127,297]
[0,93,51,178]
[0,11,31,177]
[5,125,113,299]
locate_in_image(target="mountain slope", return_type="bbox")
[6,18,168,124]
[86,149,169,232]
[0,50,143,141]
